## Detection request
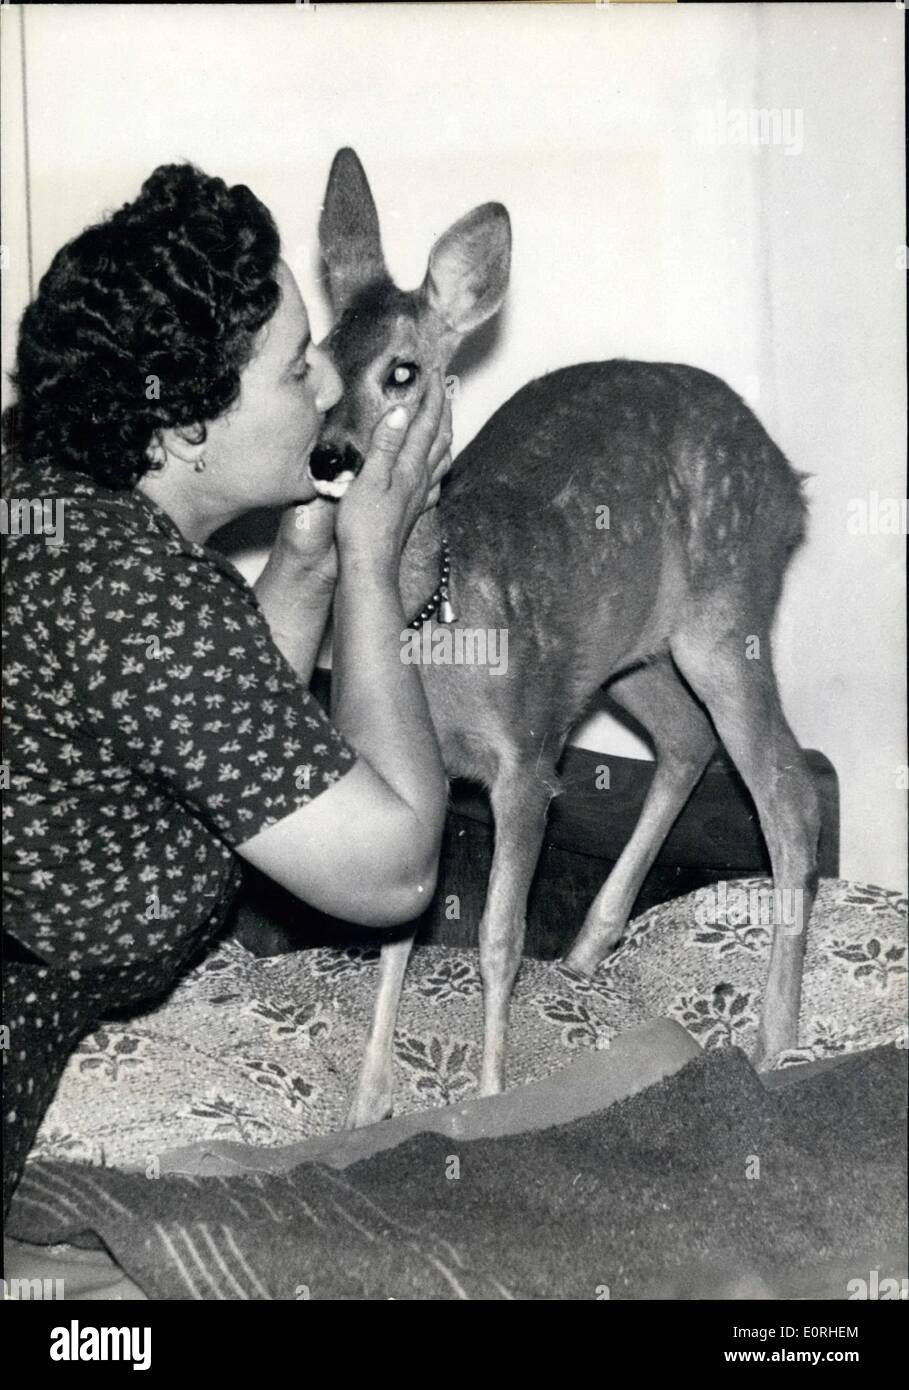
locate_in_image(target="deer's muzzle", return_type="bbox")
[307,441,363,498]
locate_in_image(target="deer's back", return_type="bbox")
[442,361,806,582]
[425,361,808,782]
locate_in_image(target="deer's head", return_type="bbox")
[308,148,511,495]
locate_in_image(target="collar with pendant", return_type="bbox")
[406,535,457,628]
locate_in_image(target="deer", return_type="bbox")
[307,148,820,1128]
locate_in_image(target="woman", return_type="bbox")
[1,163,452,1213]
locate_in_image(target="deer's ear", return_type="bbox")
[319,148,388,311]
[422,203,511,336]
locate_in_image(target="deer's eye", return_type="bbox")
[386,362,419,391]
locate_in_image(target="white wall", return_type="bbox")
[755,2,906,896]
[0,7,30,416]
[1,3,904,889]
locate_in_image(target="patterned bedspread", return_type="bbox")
[31,877,907,1171]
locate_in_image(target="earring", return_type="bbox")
[146,437,167,470]
[194,457,207,474]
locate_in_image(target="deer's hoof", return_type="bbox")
[562,948,597,978]
[751,1027,795,1074]
[564,925,624,976]
[345,1093,393,1130]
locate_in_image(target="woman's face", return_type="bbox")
[200,260,342,508]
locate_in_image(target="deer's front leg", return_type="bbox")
[347,933,415,1128]
[479,768,556,1096]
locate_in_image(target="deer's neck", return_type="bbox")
[398,508,444,621]
[320,511,445,673]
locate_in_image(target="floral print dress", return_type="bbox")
[2,463,355,1212]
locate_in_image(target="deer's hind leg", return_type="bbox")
[670,612,820,1068]
[479,759,559,1095]
[565,655,717,974]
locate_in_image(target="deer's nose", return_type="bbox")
[308,441,364,482]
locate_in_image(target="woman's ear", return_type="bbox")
[160,423,207,467]
[145,431,168,470]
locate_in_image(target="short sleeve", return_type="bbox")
[59,512,357,848]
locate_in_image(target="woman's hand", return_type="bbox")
[269,368,451,586]
[270,494,339,590]
[336,368,453,568]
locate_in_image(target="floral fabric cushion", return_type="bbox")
[32,878,907,1171]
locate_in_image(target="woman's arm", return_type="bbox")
[253,497,338,684]
[237,372,453,927]
[328,545,445,850]
[253,553,334,684]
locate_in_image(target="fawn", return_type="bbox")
[310,148,820,1127]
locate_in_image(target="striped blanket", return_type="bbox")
[7,1045,907,1300]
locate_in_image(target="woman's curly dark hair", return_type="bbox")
[1,163,281,490]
